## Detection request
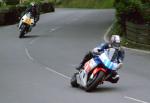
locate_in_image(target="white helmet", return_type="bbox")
[111,35,121,48]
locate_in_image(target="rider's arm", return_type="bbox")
[99,52,123,71]
[92,43,110,54]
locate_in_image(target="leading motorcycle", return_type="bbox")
[70,48,120,92]
[18,12,34,38]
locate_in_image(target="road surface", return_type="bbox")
[0,8,150,103]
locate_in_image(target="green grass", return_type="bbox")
[56,0,115,9]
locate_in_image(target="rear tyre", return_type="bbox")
[70,73,79,87]
[85,71,105,92]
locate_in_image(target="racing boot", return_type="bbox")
[106,71,119,83]
[109,71,120,83]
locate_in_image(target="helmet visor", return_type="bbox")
[112,42,120,49]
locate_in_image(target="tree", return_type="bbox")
[3,0,20,5]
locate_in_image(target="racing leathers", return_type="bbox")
[76,42,125,83]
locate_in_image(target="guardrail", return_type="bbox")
[126,21,150,45]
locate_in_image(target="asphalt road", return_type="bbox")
[0,8,150,103]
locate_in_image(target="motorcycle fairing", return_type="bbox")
[22,14,34,25]
[89,67,106,79]
[98,53,118,71]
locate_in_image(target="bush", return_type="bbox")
[113,0,149,36]
[141,3,150,23]
[3,0,19,5]
[114,0,144,24]
[56,0,115,8]
[39,2,55,13]
[0,1,55,26]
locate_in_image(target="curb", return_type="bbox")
[104,22,150,54]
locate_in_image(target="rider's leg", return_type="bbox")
[76,51,93,70]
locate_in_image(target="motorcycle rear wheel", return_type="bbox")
[85,71,105,92]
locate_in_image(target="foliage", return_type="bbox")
[56,0,115,9]
[0,0,54,26]
[114,0,144,24]
[113,0,150,36]
[3,0,19,5]
[141,3,150,23]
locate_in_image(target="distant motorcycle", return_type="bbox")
[71,48,120,92]
[18,12,34,38]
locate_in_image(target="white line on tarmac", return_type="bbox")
[124,96,149,103]
[103,22,114,42]
[25,46,71,80]
[50,27,60,32]
[25,48,34,61]
[123,47,150,54]
[26,26,71,80]
[45,67,71,80]
[29,38,40,45]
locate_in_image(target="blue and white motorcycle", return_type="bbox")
[70,48,122,92]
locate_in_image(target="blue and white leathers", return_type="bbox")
[77,52,118,87]
[98,52,118,70]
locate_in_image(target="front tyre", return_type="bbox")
[85,71,105,92]
[70,73,79,87]
[19,24,26,38]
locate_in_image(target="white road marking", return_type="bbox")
[25,48,34,61]
[124,96,149,103]
[30,38,40,45]
[123,46,150,54]
[103,22,114,42]
[25,46,71,80]
[50,27,60,32]
[45,67,71,79]
[26,26,71,80]
[69,64,77,67]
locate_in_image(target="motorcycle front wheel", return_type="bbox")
[19,24,26,38]
[70,73,79,87]
[85,71,105,92]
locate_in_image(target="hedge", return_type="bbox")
[3,0,20,5]
[114,0,150,36]
[0,2,55,26]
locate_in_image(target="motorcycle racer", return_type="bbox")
[76,35,125,83]
[20,2,40,26]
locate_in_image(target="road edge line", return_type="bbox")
[124,96,149,103]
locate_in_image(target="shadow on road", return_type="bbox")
[22,35,40,38]
[90,85,127,93]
